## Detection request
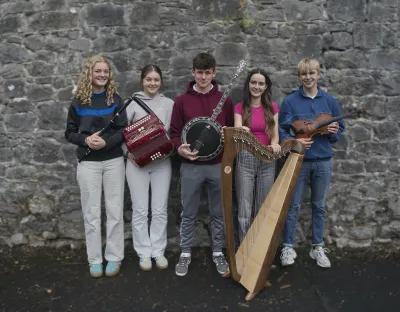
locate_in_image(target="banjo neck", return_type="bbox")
[210,60,247,121]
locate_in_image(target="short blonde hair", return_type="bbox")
[74,54,117,105]
[297,58,320,76]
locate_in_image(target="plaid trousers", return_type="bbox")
[235,150,276,243]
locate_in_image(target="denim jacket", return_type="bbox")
[279,86,345,161]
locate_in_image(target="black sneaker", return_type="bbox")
[212,254,229,274]
[175,255,191,276]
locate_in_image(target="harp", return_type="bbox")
[221,127,305,300]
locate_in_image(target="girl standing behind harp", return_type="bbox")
[125,65,174,271]
[234,69,281,243]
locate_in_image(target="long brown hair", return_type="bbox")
[242,69,275,135]
[74,55,117,105]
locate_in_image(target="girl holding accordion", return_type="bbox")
[234,68,281,243]
[124,64,174,271]
[65,55,127,278]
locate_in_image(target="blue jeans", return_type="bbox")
[283,160,332,247]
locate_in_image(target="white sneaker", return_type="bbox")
[139,257,152,271]
[154,255,168,270]
[309,247,331,268]
[280,246,297,266]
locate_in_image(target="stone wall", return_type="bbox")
[0,0,399,249]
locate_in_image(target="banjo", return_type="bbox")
[181,60,247,161]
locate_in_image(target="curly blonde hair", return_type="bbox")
[74,55,117,105]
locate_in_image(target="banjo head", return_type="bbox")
[181,117,223,161]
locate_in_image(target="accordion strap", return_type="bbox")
[129,95,164,125]
[130,95,167,127]
[132,95,154,115]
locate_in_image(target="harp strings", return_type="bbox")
[232,128,291,160]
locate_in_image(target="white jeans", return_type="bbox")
[126,158,172,258]
[77,156,125,264]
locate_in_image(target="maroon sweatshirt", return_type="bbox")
[170,80,234,164]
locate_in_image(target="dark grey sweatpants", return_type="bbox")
[179,162,224,253]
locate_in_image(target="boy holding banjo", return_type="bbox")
[169,52,237,277]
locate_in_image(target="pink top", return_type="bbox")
[234,102,279,145]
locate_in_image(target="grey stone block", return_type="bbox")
[368,2,397,23]
[29,12,78,31]
[23,35,46,52]
[191,0,238,23]
[350,125,371,142]
[107,52,136,72]
[4,80,26,99]
[327,0,367,22]
[349,226,377,240]
[381,221,400,238]
[324,50,368,69]
[373,121,399,141]
[329,32,353,50]
[11,233,29,245]
[42,231,58,240]
[130,2,159,25]
[0,16,21,34]
[26,85,54,102]
[365,157,389,173]
[5,165,37,180]
[27,61,55,77]
[33,138,60,164]
[215,43,247,66]
[353,24,382,49]
[4,113,37,133]
[69,39,92,52]
[283,0,324,21]
[44,0,66,10]
[287,35,323,65]
[1,1,35,15]
[93,37,128,53]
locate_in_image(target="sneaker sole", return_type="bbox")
[175,271,187,277]
[156,263,168,270]
[90,272,103,278]
[140,266,152,271]
[105,269,120,277]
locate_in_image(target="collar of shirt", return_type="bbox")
[193,84,214,94]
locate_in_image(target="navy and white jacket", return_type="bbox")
[65,91,128,161]
[279,86,345,161]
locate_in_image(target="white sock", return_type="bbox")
[213,252,223,257]
[181,252,191,258]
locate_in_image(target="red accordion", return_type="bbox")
[123,97,174,168]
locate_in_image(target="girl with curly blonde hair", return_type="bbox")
[74,54,117,105]
[65,54,127,278]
